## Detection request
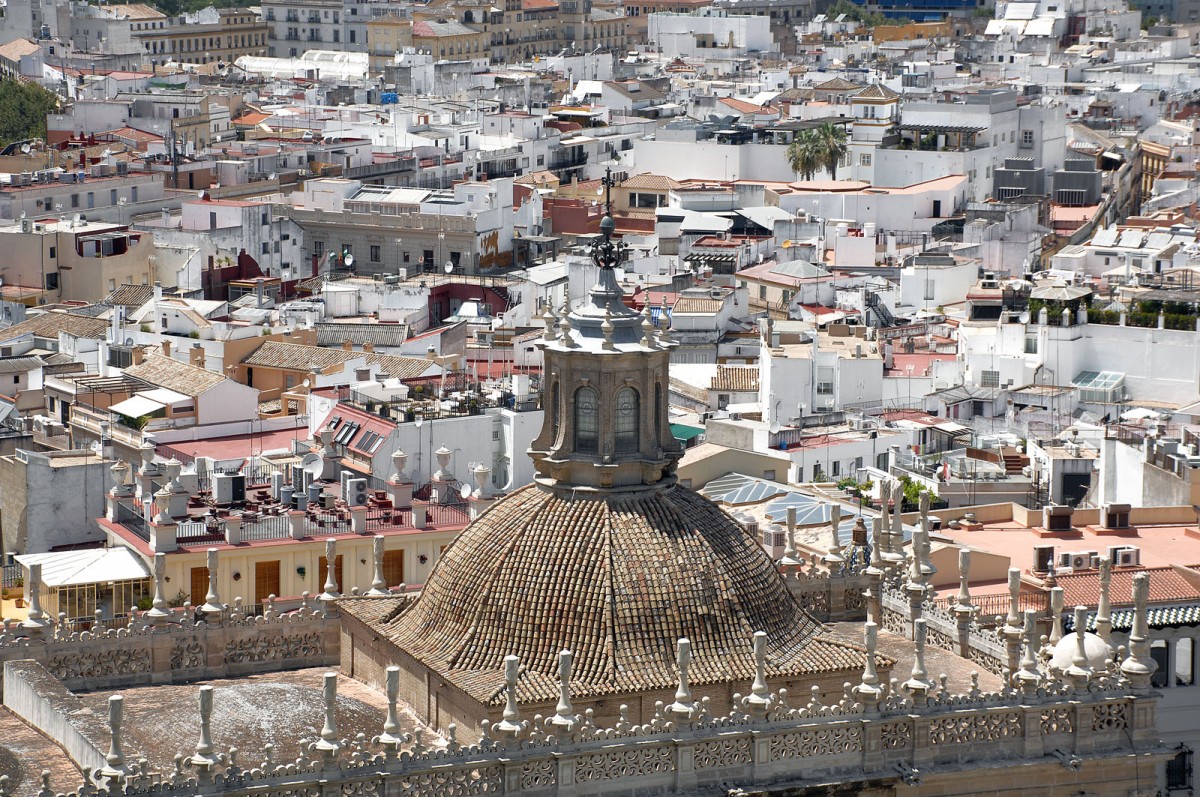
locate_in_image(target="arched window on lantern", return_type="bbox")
[615,387,639,454]
[575,386,599,454]
[550,381,561,444]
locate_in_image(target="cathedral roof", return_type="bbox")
[343,484,869,706]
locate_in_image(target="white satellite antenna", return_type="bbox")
[459,483,473,500]
[444,261,454,274]
[300,452,323,478]
[343,252,355,268]
[90,439,103,455]
[20,143,30,154]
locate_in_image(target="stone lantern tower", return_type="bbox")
[528,213,682,492]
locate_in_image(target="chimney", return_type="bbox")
[342,339,353,351]
[131,346,144,366]
[362,341,375,353]
[153,281,162,301]
[189,342,205,368]
[161,340,171,357]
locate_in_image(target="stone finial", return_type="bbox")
[558,300,577,348]
[1096,556,1113,646]
[472,463,491,499]
[22,562,49,631]
[315,672,340,756]
[668,637,695,721]
[320,538,341,601]
[110,459,130,492]
[200,548,223,615]
[823,503,844,569]
[889,480,905,559]
[166,459,184,493]
[782,506,798,562]
[601,308,616,351]
[744,630,772,719]
[904,618,933,702]
[100,695,126,779]
[1049,586,1065,645]
[640,303,657,349]
[493,655,528,743]
[191,686,216,773]
[389,450,408,483]
[377,666,403,754]
[1016,609,1041,695]
[542,303,559,342]
[1066,605,1093,693]
[867,517,884,575]
[146,552,170,625]
[139,441,156,471]
[956,548,972,610]
[367,536,388,596]
[1120,572,1156,692]
[854,621,883,708]
[433,446,453,481]
[1006,567,1022,629]
[917,492,936,578]
[550,649,577,732]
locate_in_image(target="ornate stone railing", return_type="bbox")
[16,661,1161,797]
[0,598,338,695]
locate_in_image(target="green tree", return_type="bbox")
[786,129,823,180]
[816,122,849,180]
[0,80,59,148]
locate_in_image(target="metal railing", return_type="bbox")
[1,563,21,590]
[176,519,227,547]
[116,502,150,542]
[365,507,412,531]
[240,514,293,541]
[306,511,350,534]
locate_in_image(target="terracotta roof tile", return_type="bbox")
[124,353,226,397]
[345,483,867,706]
[1054,565,1200,608]
[710,365,758,393]
[242,340,434,379]
[0,312,109,342]
[619,172,682,191]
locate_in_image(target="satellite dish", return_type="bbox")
[1019,311,1031,324]
[459,483,473,500]
[444,261,454,274]
[344,253,355,267]
[301,452,323,477]
[124,337,134,346]
[197,190,205,198]
[20,143,30,154]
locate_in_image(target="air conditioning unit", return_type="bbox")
[1043,504,1074,531]
[347,478,369,506]
[1116,546,1141,567]
[1061,551,1094,571]
[1033,544,1055,573]
[213,473,245,504]
[762,522,786,552]
[1101,502,1131,530]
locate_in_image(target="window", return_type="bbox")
[859,153,871,166]
[70,194,79,209]
[1024,336,1038,354]
[575,386,598,454]
[1152,640,1169,688]
[1168,747,1193,791]
[254,560,280,602]
[762,469,776,480]
[615,387,639,453]
[313,241,325,259]
[551,382,561,442]
[370,245,381,262]
[832,460,840,477]
[1177,638,1195,686]
[262,242,270,255]
[980,370,1001,388]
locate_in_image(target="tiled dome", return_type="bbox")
[377,483,864,704]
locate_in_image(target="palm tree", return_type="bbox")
[816,122,849,180]
[787,130,822,181]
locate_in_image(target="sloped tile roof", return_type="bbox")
[315,323,410,348]
[620,172,682,191]
[669,376,709,404]
[711,365,758,393]
[104,283,156,309]
[855,82,899,100]
[0,356,42,373]
[124,353,227,397]
[672,296,723,314]
[0,312,109,342]
[1055,565,1200,609]
[242,340,433,379]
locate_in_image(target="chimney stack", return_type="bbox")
[189,343,206,369]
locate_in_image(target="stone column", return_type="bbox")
[135,441,160,504]
[200,548,224,617]
[430,446,454,503]
[1002,567,1024,676]
[165,459,190,519]
[149,489,178,553]
[223,515,242,546]
[319,538,341,601]
[288,509,307,539]
[469,463,495,520]
[367,535,389,596]
[145,552,170,626]
[349,505,368,535]
[953,548,974,658]
[21,562,49,632]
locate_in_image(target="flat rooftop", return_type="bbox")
[77,668,442,773]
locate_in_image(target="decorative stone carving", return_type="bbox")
[575,748,673,782]
[1090,702,1129,732]
[927,712,1022,745]
[223,632,323,663]
[1040,708,1073,735]
[694,737,752,769]
[170,639,205,670]
[47,648,152,681]
[770,725,864,761]
[519,760,555,790]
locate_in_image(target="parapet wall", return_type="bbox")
[0,602,339,696]
[3,660,113,775]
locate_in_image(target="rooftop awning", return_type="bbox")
[109,394,166,417]
[898,124,985,134]
[16,547,149,587]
